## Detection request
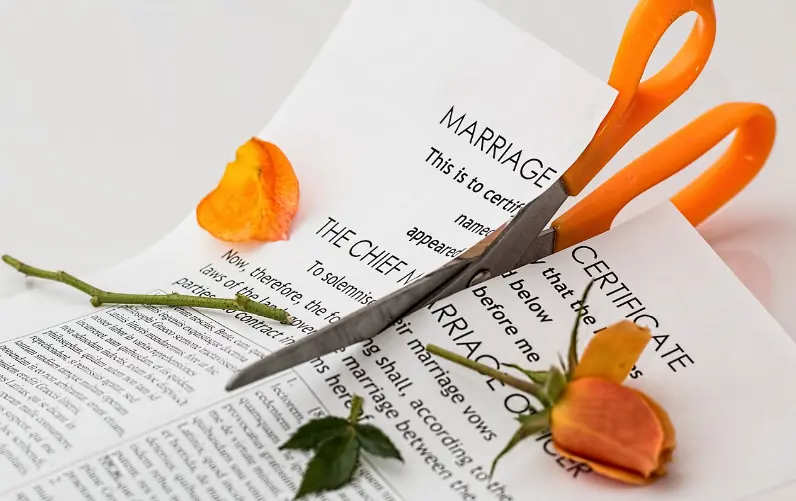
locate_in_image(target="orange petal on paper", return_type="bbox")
[573,320,651,384]
[550,377,666,482]
[196,138,299,242]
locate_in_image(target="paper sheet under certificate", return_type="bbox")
[5,0,796,500]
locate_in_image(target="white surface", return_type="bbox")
[0,1,795,496]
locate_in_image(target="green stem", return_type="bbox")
[349,394,363,424]
[2,254,293,325]
[425,344,549,405]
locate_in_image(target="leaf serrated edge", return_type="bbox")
[355,423,404,463]
[294,432,360,500]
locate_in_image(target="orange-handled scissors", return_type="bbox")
[226,0,776,391]
[514,101,775,267]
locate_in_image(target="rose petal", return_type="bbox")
[197,138,299,242]
[574,320,651,383]
[551,378,665,480]
[632,389,676,475]
[553,445,654,485]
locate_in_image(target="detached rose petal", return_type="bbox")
[197,138,299,242]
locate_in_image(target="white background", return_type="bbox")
[0,1,794,498]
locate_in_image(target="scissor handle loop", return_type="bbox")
[562,0,717,195]
[551,102,776,253]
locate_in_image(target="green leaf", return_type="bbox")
[489,410,550,479]
[355,424,403,462]
[288,397,404,498]
[279,417,350,452]
[294,432,360,500]
[503,363,548,385]
[567,280,594,380]
[543,366,567,403]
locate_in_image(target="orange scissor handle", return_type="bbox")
[562,0,717,196]
[551,102,776,253]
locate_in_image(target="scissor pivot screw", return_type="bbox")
[469,270,491,287]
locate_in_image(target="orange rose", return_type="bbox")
[550,320,675,484]
[427,285,675,486]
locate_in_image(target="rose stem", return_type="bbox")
[349,395,364,424]
[425,343,549,405]
[1,254,293,324]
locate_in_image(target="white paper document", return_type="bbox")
[7,199,796,501]
[3,0,795,500]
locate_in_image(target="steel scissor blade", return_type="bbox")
[422,179,568,301]
[515,227,557,268]
[225,259,470,391]
[225,179,570,391]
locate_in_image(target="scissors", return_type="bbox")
[226,0,776,391]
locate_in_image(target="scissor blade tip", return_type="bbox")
[225,368,266,392]
[225,375,243,392]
